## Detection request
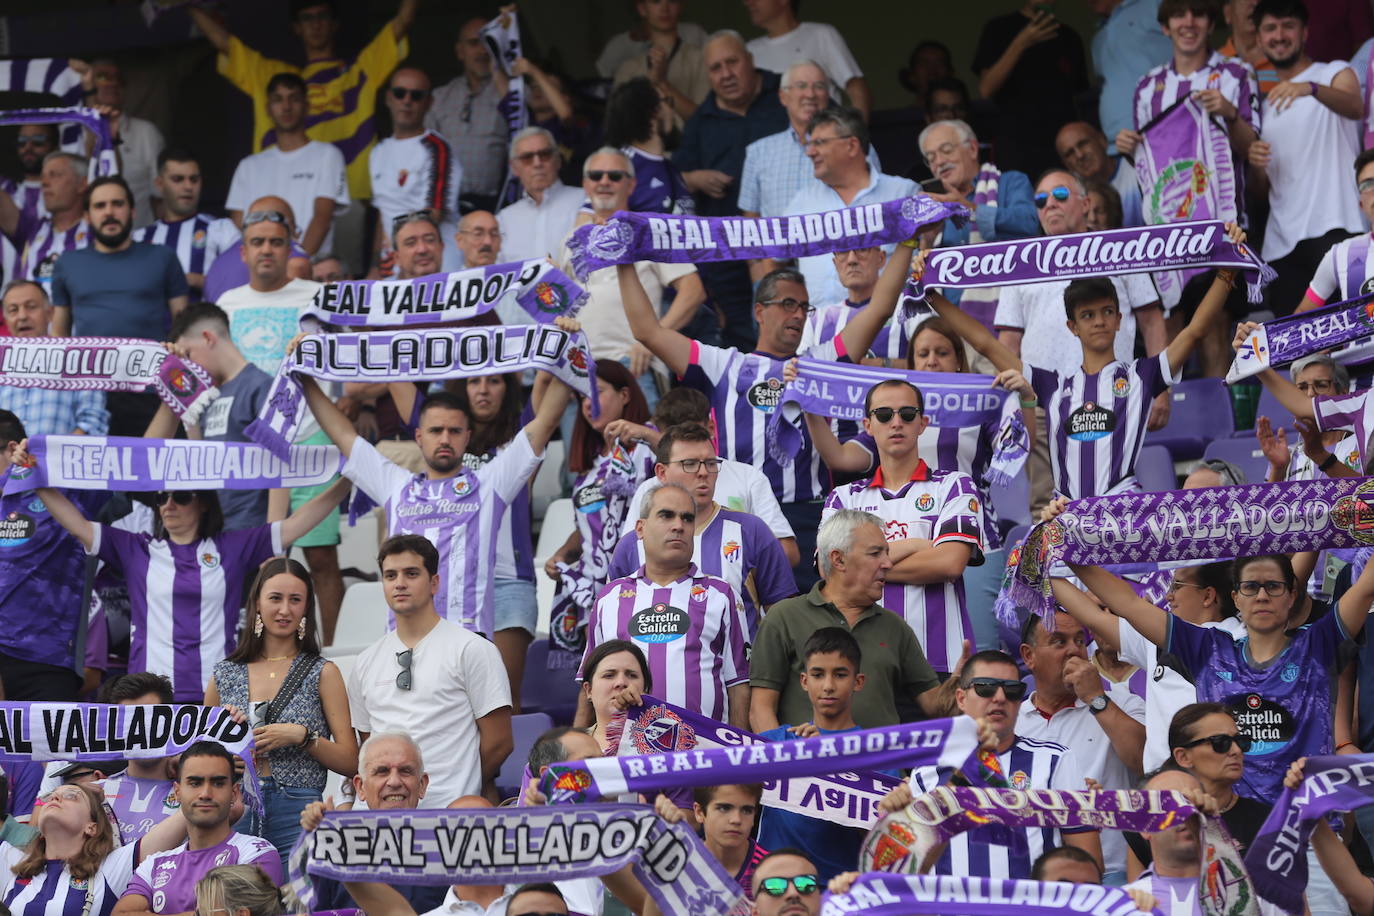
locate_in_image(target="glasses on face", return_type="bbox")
[586,170,628,182]
[759,297,814,315]
[1296,378,1336,394]
[1237,579,1289,597]
[1183,733,1253,754]
[16,136,50,149]
[243,210,289,228]
[390,87,428,102]
[922,140,962,165]
[804,134,852,150]
[1359,178,1374,195]
[868,406,922,424]
[395,649,413,691]
[758,875,820,897]
[1166,578,1204,595]
[965,677,1028,701]
[515,147,556,163]
[785,80,830,93]
[155,491,196,507]
[1034,186,1073,209]
[458,226,502,240]
[670,457,722,474]
[44,786,87,803]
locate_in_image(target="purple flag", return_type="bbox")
[820,873,1163,916]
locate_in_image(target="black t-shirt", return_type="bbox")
[1125,794,1271,867]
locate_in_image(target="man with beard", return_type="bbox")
[133,148,227,299]
[49,175,188,435]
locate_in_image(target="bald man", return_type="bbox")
[1054,121,1142,227]
[202,195,311,303]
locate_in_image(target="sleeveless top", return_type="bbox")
[213,655,330,790]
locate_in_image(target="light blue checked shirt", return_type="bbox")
[0,386,108,436]
[737,126,883,217]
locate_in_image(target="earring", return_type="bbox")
[297,618,307,641]
[253,615,263,637]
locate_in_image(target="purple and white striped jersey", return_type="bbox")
[606,506,797,638]
[344,433,541,636]
[572,441,657,597]
[91,523,282,702]
[1029,352,1178,501]
[1133,52,1261,132]
[98,774,178,846]
[799,300,922,364]
[823,462,983,673]
[684,339,842,504]
[20,219,89,287]
[461,445,536,582]
[0,840,137,916]
[0,59,84,152]
[584,564,749,721]
[1314,391,1374,469]
[126,834,283,914]
[1307,231,1374,304]
[132,214,224,280]
[909,734,1084,879]
[1,178,46,240]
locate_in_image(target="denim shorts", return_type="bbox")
[493,577,537,635]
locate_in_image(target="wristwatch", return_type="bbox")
[1087,694,1110,715]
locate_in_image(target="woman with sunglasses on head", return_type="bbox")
[13,438,352,703]
[0,782,187,916]
[1051,550,1370,803]
[204,558,358,870]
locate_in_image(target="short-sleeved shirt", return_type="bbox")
[612,38,710,104]
[50,243,188,340]
[584,565,749,721]
[1125,873,1200,916]
[199,364,275,530]
[608,506,796,638]
[90,523,282,701]
[345,433,540,636]
[132,214,225,282]
[673,70,789,217]
[226,141,351,255]
[202,236,310,306]
[98,774,179,846]
[214,278,324,377]
[1029,352,1178,500]
[425,76,508,198]
[0,840,137,916]
[1133,52,1261,134]
[559,243,696,365]
[126,834,282,914]
[746,22,863,94]
[1166,611,1358,801]
[737,128,884,219]
[823,461,983,673]
[624,146,694,215]
[496,181,585,263]
[19,218,89,288]
[1306,231,1374,304]
[570,443,658,603]
[347,618,511,807]
[799,299,918,365]
[370,130,462,227]
[217,29,407,200]
[750,583,938,728]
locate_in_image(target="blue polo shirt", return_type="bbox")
[674,69,789,217]
[51,241,187,340]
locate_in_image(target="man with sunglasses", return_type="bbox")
[370,67,462,277]
[498,126,583,263]
[821,379,982,677]
[0,124,57,294]
[202,196,312,305]
[751,849,822,916]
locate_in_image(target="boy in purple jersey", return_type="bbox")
[115,743,279,916]
[97,674,179,847]
[918,225,1242,500]
[653,784,765,903]
[608,423,797,637]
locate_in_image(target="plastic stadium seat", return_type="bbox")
[989,469,1031,531]
[336,511,379,579]
[1201,439,1270,487]
[1145,378,1234,459]
[326,582,387,656]
[535,499,575,637]
[1240,385,1297,438]
[496,712,553,799]
[531,440,566,518]
[520,639,582,724]
[1003,524,1031,551]
[1135,445,1178,492]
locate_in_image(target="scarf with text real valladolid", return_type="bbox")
[565,195,967,279]
[1225,288,1374,384]
[821,873,1165,916]
[767,358,1030,487]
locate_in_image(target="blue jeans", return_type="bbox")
[963,547,1008,651]
[248,777,321,874]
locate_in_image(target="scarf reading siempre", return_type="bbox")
[540,715,979,805]
[1225,289,1374,384]
[246,325,597,459]
[1005,476,1374,621]
[605,696,903,829]
[865,787,1258,916]
[2,435,343,495]
[287,805,748,916]
[767,358,1030,487]
[565,195,967,279]
[821,873,1161,916]
[0,337,218,425]
[0,107,116,178]
[301,260,585,328]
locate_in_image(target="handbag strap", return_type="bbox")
[262,654,314,726]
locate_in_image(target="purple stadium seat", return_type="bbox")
[1135,445,1178,492]
[496,712,553,799]
[1145,378,1234,459]
[1201,438,1271,487]
[990,467,1032,533]
[520,638,581,724]
[1239,385,1298,439]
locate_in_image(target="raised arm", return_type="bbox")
[803,411,872,473]
[390,0,419,39]
[836,245,913,359]
[1050,576,1123,650]
[524,374,572,455]
[1232,322,1315,420]
[340,883,417,916]
[300,374,360,458]
[1337,547,1374,636]
[280,478,351,548]
[1066,562,1169,647]
[618,263,692,378]
[188,6,232,53]
[29,484,94,552]
[1167,226,1246,374]
[925,287,1023,374]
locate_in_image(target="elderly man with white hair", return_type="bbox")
[748,508,960,733]
[497,126,584,262]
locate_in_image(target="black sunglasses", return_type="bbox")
[389,87,428,101]
[964,677,1028,701]
[1183,733,1252,754]
[1034,185,1072,209]
[758,875,819,897]
[868,406,922,424]
[155,491,197,506]
[586,170,628,182]
[395,649,413,691]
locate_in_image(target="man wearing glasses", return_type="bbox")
[751,851,823,916]
[370,67,461,277]
[0,124,56,293]
[497,127,583,262]
[821,379,982,678]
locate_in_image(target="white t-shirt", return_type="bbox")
[622,458,795,539]
[746,22,863,94]
[498,181,587,263]
[226,141,351,255]
[558,239,696,363]
[994,273,1160,378]
[370,130,463,269]
[121,114,165,230]
[348,618,512,807]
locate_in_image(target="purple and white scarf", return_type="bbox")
[1365,52,1374,156]
[1003,476,1374,623]
[287,805,747,916]
[1135,96,1239,308]
[540,715,979,805]
[0,337,218,425]
[3,435,344,495]
[246,326,597,459]
[0,107,117,179]
[566,195,967,279]
[821,873,1162,916]
[973,164,1002,211]
[605,696,903,829]
[303,260,585,328]
[905,220,1272,317]
[767,357,1029,486]
[481,10,527,209]
[1225,289,1374,383]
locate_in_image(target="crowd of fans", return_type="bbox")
[3,0,1374,913]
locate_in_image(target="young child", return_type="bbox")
[652,783,765,908]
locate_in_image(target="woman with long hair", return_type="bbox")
[579,638,653,752]
[205,558,358,868]
[1,782,185,915]
[193,865,284,916]
[16,441,351,703]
